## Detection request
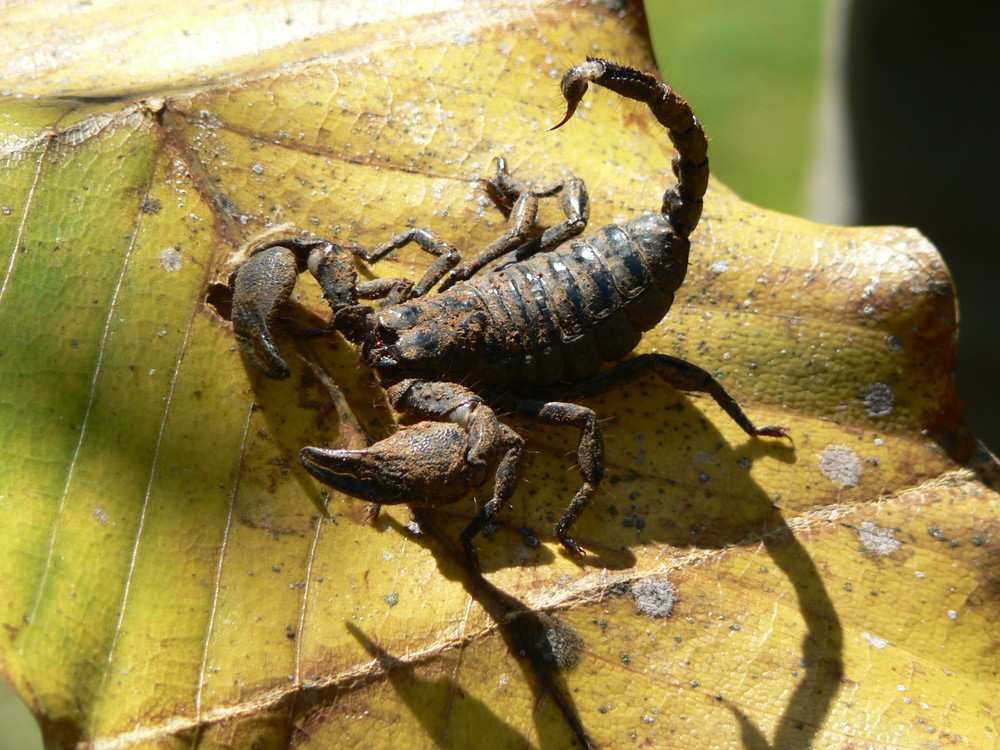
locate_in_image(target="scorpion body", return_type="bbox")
[366,214,684,387]
[230,59,788,564]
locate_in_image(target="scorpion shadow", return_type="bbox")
[240,321,841,748]
[391,507,597,749]
[381,386,842,750]
[592,389,843,750]
[602,390,842,750]
[340,621,540,749]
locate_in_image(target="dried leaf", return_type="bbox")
[1,1,996,749]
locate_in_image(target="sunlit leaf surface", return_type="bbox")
[1,1,995,748]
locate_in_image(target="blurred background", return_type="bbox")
[3,1,996,746]
[647,0,999,453]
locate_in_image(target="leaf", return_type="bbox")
[1,1,996,749]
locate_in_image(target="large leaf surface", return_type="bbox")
[1,1,996,748]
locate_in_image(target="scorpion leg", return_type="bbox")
[298,238,422,341]
[517,176,590,263]
[496,356,787,557]
[439,159,589,291]
[497,397,604,558]
[457,426,524,565]
[557,353,790,440]
[350,228,462,299]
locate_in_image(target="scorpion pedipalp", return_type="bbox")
[300,422,488,508]
[231,244,301,380]
[232,236,381,374]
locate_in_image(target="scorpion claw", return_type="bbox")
[231,245,299,379]
[241,330,292,380]
[299,422,487,507]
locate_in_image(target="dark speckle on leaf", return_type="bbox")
[861,382,895,417]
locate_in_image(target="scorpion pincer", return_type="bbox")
[230,58,790,565]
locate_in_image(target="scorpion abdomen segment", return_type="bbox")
[621,212,690,306]
[518,214,687,364]
[369,212,693,386]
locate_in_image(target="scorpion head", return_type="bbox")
[362,303,440,372]
[360,304,412,368]
[299,421,488,507]
[362,297,487,378]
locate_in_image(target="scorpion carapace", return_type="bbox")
[230,58,789,565]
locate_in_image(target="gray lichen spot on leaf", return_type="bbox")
[858,520,901,557]
[861,382,895,417]
[524,613,584,672]
[818,444,862,488]
[159,246,184,272]
[861,631,889,649]
[633,575,677,619]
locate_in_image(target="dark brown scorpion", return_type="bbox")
[229,58,789,564]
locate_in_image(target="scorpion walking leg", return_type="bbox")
[499,397,605,558]
[458,429,523,564]
[350,228,462,300]
[559,354,790,440]
[438,158,589,290]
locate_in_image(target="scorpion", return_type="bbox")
[229,58,789,564]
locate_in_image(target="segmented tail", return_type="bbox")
[551,58,708,239]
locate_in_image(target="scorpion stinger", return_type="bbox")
[552,57,709,239]
[230,59,789,566]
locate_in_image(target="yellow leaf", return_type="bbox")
[1,2,996,749]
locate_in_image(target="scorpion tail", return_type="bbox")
[552,58,709,239]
